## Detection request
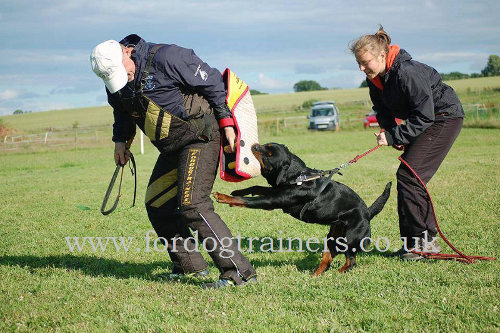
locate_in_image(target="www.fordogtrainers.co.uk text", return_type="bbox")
[65,230,429,258]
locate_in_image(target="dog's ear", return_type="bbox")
[274,156,291,186]
[288,154,307,174]
[275,168,288,186]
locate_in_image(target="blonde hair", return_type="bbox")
[350,25,391,58]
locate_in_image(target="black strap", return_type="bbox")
[130,153,137,207]
[138,44,165,94]
[101,153,137,215]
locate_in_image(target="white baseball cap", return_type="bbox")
[90,40,128,93]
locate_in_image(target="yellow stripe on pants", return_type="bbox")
[145,169,178,204]
[150,187,178,208]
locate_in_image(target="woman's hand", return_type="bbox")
[374,131,388,146]
[224,126,237,153]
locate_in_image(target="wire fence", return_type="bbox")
[1,103,496,152]
[462,103,489,118]
[0,125,113,151]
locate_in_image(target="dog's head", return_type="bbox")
[251,143,307,187]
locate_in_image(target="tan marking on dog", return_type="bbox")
[312,251,333,276]
[252,150,266,170]
[338,258,351,273]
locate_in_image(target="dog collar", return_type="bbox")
[291,169,342,186]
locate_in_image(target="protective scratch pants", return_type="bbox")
[145,121,256,285]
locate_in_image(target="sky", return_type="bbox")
[0,0,499,116]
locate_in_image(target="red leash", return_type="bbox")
[398,156,497,263]
[351,144,496,264]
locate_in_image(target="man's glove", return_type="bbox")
[213,103,232,121]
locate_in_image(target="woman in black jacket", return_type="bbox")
[350,26,464,260]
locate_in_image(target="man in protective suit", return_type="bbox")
[90,34,256,288]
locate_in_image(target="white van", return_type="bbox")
[307,101,340,131]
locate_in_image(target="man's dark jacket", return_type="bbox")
[368,49,464,145]
[107,34,230,143]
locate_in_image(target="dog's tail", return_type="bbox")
[368,182,392,220]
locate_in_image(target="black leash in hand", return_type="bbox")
[101,153,137,215]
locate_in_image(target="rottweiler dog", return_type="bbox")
[213,143,391,274]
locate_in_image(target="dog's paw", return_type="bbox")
[213,192,228,203]
[212,192,245,207]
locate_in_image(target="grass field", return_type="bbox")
[1,126,499,331]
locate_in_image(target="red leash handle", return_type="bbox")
[398,156,496,263]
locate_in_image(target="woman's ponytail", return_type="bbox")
[375,25,391,52]
[350,25,391,58]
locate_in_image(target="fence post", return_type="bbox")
[44,131,49,144]
[140,131,144,155]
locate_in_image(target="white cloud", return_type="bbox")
[424,1,436,9]
[3,49,87,65]
[417,52,488,63]
[0,89,21,100]
[25,101,74,111]
[414,51,491,73]
[0,99,74,116]
[0,89,39,101]
[253,73,291,92]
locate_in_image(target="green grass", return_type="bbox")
[1,128,499,331]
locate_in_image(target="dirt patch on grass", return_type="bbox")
[0,124,15,138]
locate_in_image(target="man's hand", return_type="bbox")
[374,131,388,146]
[224,126,237,153]
[114,142,131,166]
